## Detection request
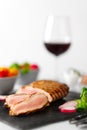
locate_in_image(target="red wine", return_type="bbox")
[44,42,71,56]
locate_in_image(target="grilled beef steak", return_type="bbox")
[4,80,69,116]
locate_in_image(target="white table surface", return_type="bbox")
[0,120,86,130]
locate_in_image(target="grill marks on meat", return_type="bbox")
[9,93,49,116]
[16,80,69,102]
[28,80,69,101]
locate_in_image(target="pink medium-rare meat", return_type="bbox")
[16,86,52,102]
[5,94,31,108]
[16,86,38,95]
[9,93,49,116]
[4,80,69,116]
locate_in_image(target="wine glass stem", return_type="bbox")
[55,56,58,81]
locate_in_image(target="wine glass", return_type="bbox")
[44,15,71,81]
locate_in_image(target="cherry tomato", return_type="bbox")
[8,68,19,77]
[30,64,38,70]
[0,68,9,77]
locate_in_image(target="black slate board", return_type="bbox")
[0,92,80,130]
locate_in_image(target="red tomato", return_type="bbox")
[0,68,9,77]
[30,64,38,70]
[8,68,19,77]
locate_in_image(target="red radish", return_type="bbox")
[59,106,76,113]
[59,100,78,113]
[59,101,78,109]
[30,64,38,70]
[0,95,6,100]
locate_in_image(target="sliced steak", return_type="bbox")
[5,94,31,108]
[9,93,49,116]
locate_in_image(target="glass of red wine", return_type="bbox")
[44,15,71,81]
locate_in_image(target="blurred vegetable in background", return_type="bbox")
[0,62,39,78]
[10,63,20,69]
[0,67,18,77]
[9,68,19,77]
[9,62,39,75]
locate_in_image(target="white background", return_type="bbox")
[0,0,87,80]
[0,1,87,129]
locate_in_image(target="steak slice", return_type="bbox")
[16,86,38,95]
[9,93,49,116]
[5,94,31,108]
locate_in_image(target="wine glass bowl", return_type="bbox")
[44,15,71,80]
[44,15,71,56]
[44,42,70,56]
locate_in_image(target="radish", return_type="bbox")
[59,100,78,113]
[59,106,76,113]
[0,95,6,101]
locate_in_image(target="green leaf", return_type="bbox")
[76,87,87,111]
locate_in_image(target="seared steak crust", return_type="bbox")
[29,80,69,101]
